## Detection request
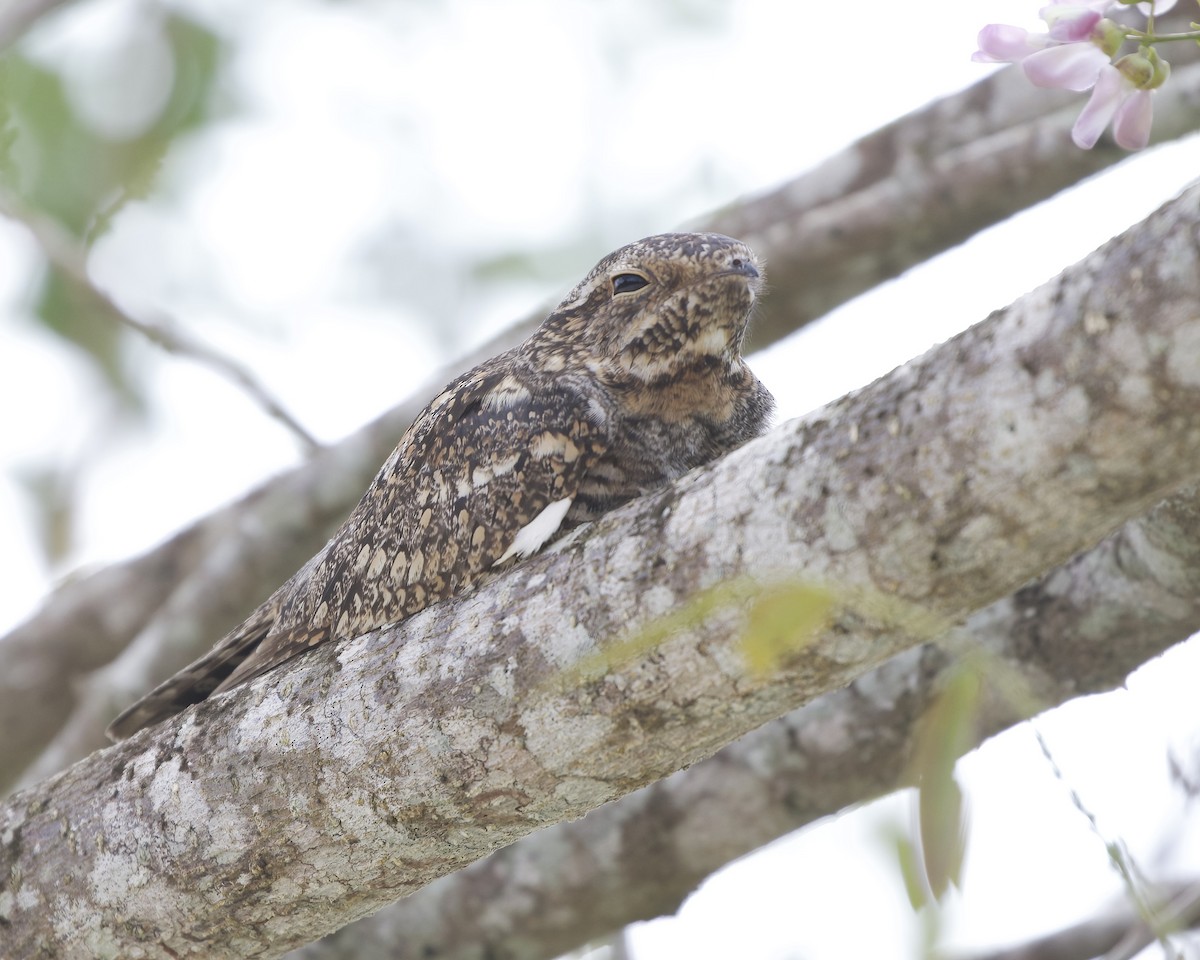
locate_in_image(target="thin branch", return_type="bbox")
[0,0,75,50]
[1033,730,1175,956]
[1105,880,1200,960]
[119,313,322,453]
[0,187,321,452]
[947,880,1200,960]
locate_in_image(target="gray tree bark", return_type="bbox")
[5,58,1200,798]
[4,179,1200,960]
[286,480,1200,960]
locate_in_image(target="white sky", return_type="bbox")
[2,0,1200,957]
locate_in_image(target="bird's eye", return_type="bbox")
[611,273,649,296]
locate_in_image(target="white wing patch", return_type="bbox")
[495,497,574,565]
[483,375,534,411]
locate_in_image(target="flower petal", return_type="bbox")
[1040,0,1115,17]
[974,24,1036,62]
[1023,42,1111,90]
[1112,89,1154,149]
[1044,9,1101,42]
[1072,64,1127,147]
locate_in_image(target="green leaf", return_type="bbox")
[35,267,144,412]
[918,769,966,901]
[2,12,221,237]
[13,462,76,568]
[911,663,982,900]
[1,55,93,229]
[0,61,18,189]
[553,579,738,689]
[545,576,835,695]
[880,821,930,913]
[4,13,224,407]
[85,13,223,244]
[741,581,834,674]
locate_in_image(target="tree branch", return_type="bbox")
[704,58,1200,347]
[0,425,392,795]
[285,480,1200,960]
[0,188,321,452]
[0,0,74,50]
[949,879,1200,960]
[6,62,1200,796]
[5,179,1200,960]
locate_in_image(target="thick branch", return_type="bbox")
[7,62,1200,796]
[4,180,1200,960]
[287,481,1200,960]
[0,427,400,794]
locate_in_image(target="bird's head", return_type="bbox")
[532,232,764,382]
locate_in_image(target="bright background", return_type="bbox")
[3,1,1200,956]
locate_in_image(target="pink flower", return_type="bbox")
[1072,51,1169,149]
[1022,40,1112,89]
[975,0,1177,151]
[974,5,1122,92]
[1072,65,1148,148]
[1039,3,1110,41]
[972,24,1050,63]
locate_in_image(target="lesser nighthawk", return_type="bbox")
[107,232,774,740]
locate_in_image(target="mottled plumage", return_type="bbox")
[107,232,774,740]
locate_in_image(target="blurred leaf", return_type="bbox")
[85,13,223,244]
[666,0,731,31]
[470,250,549,283]
[880,821,930,913]
[553,579,739,690]
[158,14,223,133]
[742,581,834,674]
[1,54,91,228]
[14,462,76,568]
[0,61,17,187]
[470,242,601,285]
[547,576,834,694]
[82,134,169,247]
[2,13,221,234]
[911,663,982,901]
[918,771,966,901]
[3,13,222,409]
[35,267,144,412]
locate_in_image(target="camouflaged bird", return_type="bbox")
[107,232,775,740]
